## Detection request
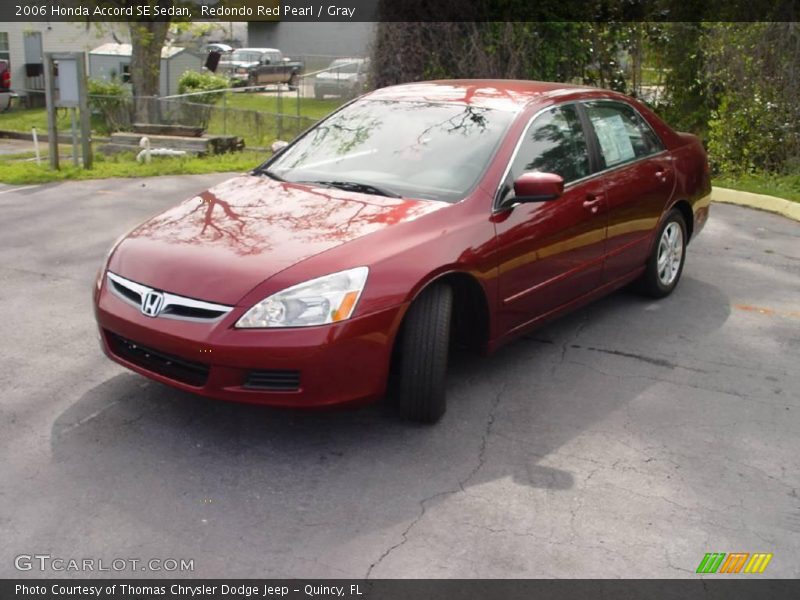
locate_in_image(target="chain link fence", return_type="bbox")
[89,90,324,150]
[13,58,370,152]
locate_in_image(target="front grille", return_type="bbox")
[106,272,233,322]
[244,370,301,391]
[160,304,229,320]
[106,331,209,387]
[110,279,141,304]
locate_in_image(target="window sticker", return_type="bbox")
[592,113,635,166]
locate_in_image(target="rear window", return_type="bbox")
[584,101,664,168]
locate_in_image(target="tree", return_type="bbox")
[95,1,193,122]
[129,21,171,123]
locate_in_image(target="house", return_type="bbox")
[89,43,203,97]
[0,22,119,105]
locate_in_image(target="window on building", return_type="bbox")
[0,32,10,62]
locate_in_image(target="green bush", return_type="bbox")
[708,92,793,174]
[177,71,229,105]
[703,23,800,174]
[87,78,131,134]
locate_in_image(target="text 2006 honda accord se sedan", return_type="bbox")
[94,80,711,423]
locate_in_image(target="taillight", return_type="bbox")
[1,70,9,90]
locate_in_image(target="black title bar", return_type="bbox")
[3,579,800,600]
[0,0,798,22]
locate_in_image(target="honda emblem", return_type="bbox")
[141,290,165,317]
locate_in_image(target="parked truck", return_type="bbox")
[218,48,303,89]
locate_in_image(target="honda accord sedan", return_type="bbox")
[94,80,711,423]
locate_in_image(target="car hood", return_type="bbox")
[108,175,448,305]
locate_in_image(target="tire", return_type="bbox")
[396,283,453,423]
[288,73,299,91]
[635,208,687,298]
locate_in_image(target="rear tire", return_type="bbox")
[396,284,453,424]
[635,209,687,298]
[288,73,299,91]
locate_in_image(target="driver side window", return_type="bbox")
[510,104,590,184]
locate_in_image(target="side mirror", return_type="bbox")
[511,172,564,204]
[271,140,289,154]
[262,58,271,65]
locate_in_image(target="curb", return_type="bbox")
[712,186,800,222]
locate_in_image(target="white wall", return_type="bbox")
[91,51,204,97]
[0,22,120,96]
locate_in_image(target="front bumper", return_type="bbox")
[314,81,354,95]
[94,282,404,408]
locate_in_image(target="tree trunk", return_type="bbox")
[129,21,170,124]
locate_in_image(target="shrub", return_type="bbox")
[88,78,131,133]
[177,71,229,105]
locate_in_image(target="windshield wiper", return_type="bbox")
[253,167,286,182]
[299,180,402,198]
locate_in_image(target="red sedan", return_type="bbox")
[94,80,711,423]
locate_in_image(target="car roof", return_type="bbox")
[366,79,601,112]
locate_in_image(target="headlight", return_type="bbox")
[235,267,369,328]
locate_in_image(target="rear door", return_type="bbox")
[581,100,676,282]
[493,103,607,336]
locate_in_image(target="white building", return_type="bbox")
[0,22,119,103]
[89,43,203,97]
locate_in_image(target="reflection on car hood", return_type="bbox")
[108,175,448,305]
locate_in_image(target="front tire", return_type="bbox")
[636,209,687,298]
[396,284,453,423]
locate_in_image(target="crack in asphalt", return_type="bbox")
[569,344,709,373]
[364,383,507,579]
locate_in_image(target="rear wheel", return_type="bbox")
[288,73,299,91]
[636,209,687,298]
[395,284,453,424]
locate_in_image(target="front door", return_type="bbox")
[493,103,607,337]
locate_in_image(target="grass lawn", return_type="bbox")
[0,150,263,185]
[0,95,340,137]
[222,92,343,119]
[715,173,800,203]
[0,106,107,135]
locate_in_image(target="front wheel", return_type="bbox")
[636,209,687,298]
[395,284,453,424]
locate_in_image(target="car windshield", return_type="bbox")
[268,99,515,202]
[329,60,361,73]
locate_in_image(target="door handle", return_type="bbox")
[583,194,603,214]
[655,165,671,182]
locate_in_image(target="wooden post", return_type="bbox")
[43,54,59,170]
[76,52,93,169]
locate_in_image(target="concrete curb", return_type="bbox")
[713,186,800,222]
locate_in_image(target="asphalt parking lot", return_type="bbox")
[1,174,798,578]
